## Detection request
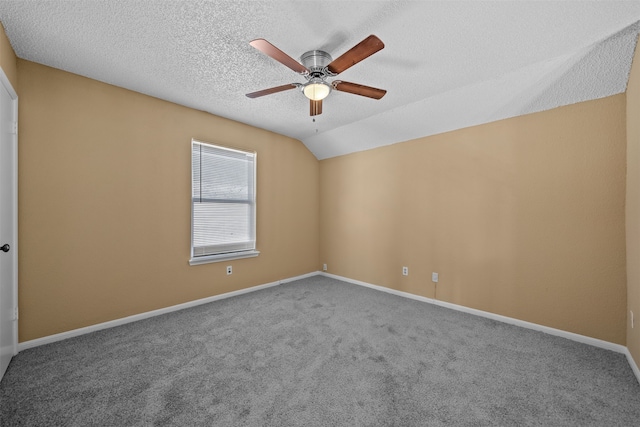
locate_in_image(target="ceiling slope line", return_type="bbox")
[304,23,640,161]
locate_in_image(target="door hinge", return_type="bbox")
[10,121,17,135]
[13,307,18,321]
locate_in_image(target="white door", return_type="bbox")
[0,69,17,382]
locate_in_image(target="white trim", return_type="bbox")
[189,250,260,265]
[624,348,640,385]
[10,93,17,358]
[280,271,320,284]
[18,271,320,351]
[321,272,628,354]
[0,67,17,99]
[19,268,637,380]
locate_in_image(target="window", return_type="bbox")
[190,140,258,265]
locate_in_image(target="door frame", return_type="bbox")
[0,65,18,358]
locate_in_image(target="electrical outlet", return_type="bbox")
[226,266,232,275]
[402,266,408,276]
[323,263,327,271]
[632,310,635,329]
[432,272,439,283]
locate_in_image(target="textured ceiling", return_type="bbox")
[1,1,639,159]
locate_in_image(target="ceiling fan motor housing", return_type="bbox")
[300,50,334,77]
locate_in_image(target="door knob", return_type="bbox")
[0,244,9,253]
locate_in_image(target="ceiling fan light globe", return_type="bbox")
[304,83,331,101]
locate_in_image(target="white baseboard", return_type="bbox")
[321,272,628,355]
[280,271,320,284]
[624,348,640,385]
[18,271,321,352]
[19,269,640,386]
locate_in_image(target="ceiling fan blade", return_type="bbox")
[333,81,387,99]
[310,99,323,116]
[246,84,297,99]
[250,39,309,74]
[326,35,384,75]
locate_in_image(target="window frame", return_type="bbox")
[189,139,259,266]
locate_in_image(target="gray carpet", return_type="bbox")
[1,275,639,426]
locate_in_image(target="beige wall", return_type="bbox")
[0,22,17,90]
[17,60,320,341]
[627,38,640,366]
[320,95,627,344]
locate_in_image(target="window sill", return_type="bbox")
[189,250,260,266]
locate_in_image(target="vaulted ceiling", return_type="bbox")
[1,1,639,159]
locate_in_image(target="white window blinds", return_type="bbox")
[191,141,256,259]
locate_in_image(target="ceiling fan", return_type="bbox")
[246,35,387,116]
